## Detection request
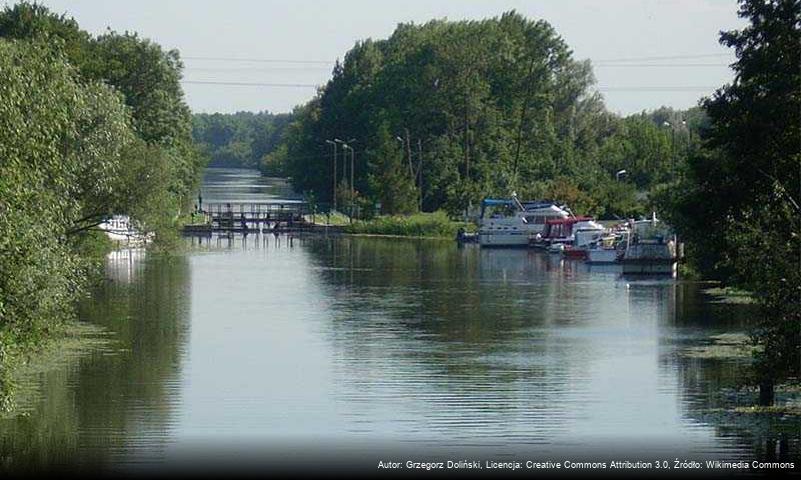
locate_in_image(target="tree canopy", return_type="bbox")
[276,11,699,218]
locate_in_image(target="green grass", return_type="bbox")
[304,211,352,226]
[343,211,474,238]
[703,286,756,304]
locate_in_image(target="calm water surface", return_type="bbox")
[1,168,797,473]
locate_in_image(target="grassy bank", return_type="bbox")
[343,211,474,239]
[702,286,756,304]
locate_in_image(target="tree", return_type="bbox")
[0,2,203,223]
[662,0,800,405]
[367,124,418,214]
[0,40,137,407]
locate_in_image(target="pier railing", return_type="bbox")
[199,201,310,232]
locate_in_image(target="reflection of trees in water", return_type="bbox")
[301,237,616,444]
[0,254,191,472]
[652,284,800,460]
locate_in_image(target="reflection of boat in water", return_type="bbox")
[621,214,677,275]
[478,195,570,247]
[105,247,146,284]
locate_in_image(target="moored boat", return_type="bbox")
[478,195,570,247]
[99,215,153,245]
[620,214,677,275]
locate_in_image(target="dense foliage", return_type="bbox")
[344,211,472,238]
[277,12,701,218]
[192,111,292,172]
[0,3,202,409]
[657,0,800,404]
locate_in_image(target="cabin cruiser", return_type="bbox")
[620,214,677,274]
[98,215,153,245]
[478,196,570,247]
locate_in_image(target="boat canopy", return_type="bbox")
[481,199,517,208]
[543,216,594,239]
[545,216,593,226]
[481,198,560,210]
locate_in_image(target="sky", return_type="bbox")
[10,0,746,115]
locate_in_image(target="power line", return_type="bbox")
[183,80,319,88]
[183,56,334,65]
[594,63,730,68]
[183,79,717,92]
[180,52,731,65]
[184,66,332,72]
[182,64,729,73]
[595,53,732,63]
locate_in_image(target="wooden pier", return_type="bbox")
[182,201,342,235]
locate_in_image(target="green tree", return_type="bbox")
[0,39,138,407]
[661,0,800,405]
[367,125,418,214]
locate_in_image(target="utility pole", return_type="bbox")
[325,139,338,212]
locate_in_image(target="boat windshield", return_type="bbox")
[482,203,520,219]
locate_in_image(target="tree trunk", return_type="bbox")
[759,379,775,406]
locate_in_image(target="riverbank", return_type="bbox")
[1,321,114,418]
[342,211,474,239]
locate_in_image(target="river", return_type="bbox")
[1,168,797,474]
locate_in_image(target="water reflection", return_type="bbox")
[297,237,768,457]
[1,167,797,473]
[0,252,191,472]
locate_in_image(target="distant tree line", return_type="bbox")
[192,111,292,174]
[274,11,704,218]
[0,2,202,409]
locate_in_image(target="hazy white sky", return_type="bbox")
[13,0,745,115]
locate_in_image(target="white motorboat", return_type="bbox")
[98,215,153,245]
[478,195,570,247]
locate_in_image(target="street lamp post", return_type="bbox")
[325,139,337,212]
[339,139,356,222]
[663,121,676,181]
[334,138,346,186]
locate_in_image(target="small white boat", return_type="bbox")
[98,215,153,245]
